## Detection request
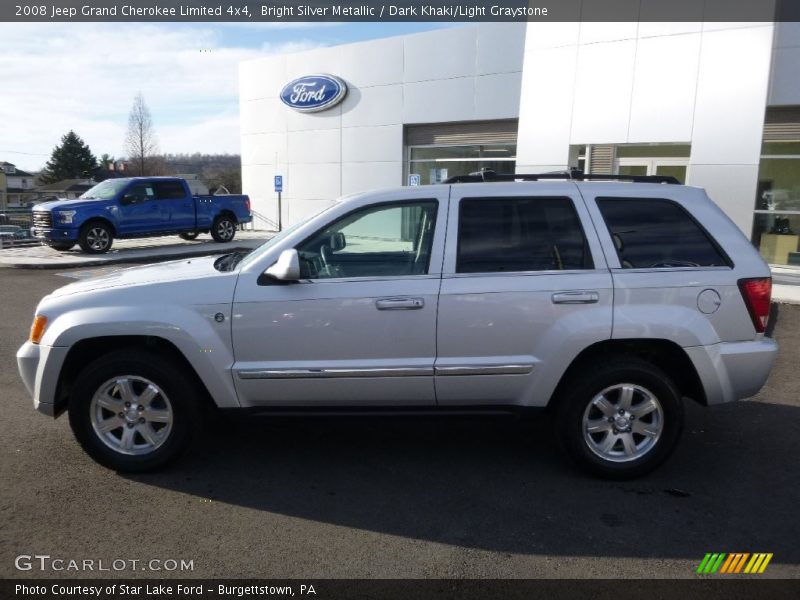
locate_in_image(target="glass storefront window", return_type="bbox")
[753,141,800,265]
[408,144,516,185]
[616,144,691,158]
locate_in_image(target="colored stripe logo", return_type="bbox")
[697,553,773,574]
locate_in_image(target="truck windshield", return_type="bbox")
[80,179,129,200]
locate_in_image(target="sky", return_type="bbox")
[0,22,455,172]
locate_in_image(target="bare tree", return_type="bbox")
[124,93,158,176]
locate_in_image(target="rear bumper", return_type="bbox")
[685,338,778,405]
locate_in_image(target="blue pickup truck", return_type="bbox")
[31,177,252,254]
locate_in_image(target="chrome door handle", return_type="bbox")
[552,291,600,304]
[375,297,425,310]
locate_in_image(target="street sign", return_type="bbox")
[408,174,420,187]
[274,175,283,193]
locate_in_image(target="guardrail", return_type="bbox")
[248,209,278,232]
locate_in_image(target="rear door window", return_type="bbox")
[596,197,729,268]
[456,197,593,273]
[154,181,186,200]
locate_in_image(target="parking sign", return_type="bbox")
[408,174,421,187]
[274,175,283,193]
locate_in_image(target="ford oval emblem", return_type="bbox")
[280,74,347,113]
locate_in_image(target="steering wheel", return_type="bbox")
[319,244,333,277]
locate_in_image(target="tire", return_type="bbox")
[78,221,113,254]
[67,351,203,472]
[210,215,236,243]
[554,356,683,479]
[179,232,199,241]
[47,241,75,251]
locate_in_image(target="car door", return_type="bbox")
[117,182,163,235]
[230,188,448,407]
[154,180,194,230]
[435,182,613,407]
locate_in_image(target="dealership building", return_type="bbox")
[239,21,800,265]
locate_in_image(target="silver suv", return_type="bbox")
[17,173,778,478]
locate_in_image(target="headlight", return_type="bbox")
[56,210,77,224]
[29,315,48,344]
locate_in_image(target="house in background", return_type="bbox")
[31,179,94,203]
[0,162,36,206]
[0,169,6,210]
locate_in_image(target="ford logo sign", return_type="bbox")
[280,74,347,113]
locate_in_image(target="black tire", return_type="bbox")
[210,215,236,243]
[78,220,114,254]
[47,241,75,251]
[554,356,683,479]
[67,351,203,472]
[179,232,199,241]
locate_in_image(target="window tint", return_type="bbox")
[297,201,438,279]
[127,184,155,202]
[597,197,728,268]
[154,181,186,200]
[457,197,592,273]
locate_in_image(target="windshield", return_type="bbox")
[80,179,129,200]
[237,206,336,271]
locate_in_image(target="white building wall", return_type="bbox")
[768,22,800,106]
[516,21,776,234]
[240,23,526,229]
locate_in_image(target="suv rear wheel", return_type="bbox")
[68,351,202,472]
[555,357,683,479]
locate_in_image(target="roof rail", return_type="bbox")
[444,168,680,185]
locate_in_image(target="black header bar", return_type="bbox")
[2,0,798,23]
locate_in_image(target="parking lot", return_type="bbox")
[1,265,799,579]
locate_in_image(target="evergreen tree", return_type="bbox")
[40,131,98,184]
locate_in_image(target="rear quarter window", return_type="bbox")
[596,197,730,269]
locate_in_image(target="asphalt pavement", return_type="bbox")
[1,267,799,580]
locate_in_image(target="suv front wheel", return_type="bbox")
[68,351,202,472]
[555,357,683,479]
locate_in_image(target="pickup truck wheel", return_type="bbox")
[179,232,199,241]
[211,216,236,243]
[78,221,113,254]
[47,241,75,251]
[68,351,202,472]
[554,357,683,479]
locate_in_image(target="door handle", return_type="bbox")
[375,297,425,310]
[552,291,600,304]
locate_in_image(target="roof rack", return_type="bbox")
[444,168,680,185]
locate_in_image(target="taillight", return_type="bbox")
[738,277,772,333]
[245,197,251,214]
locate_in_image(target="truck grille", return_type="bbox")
[32,211,52,229]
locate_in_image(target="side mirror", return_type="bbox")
[120,193,137,206]
[264,249,300,282]
[330,232,346,252]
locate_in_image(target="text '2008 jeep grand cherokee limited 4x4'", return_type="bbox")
[17,172,778,478]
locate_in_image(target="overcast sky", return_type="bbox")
[0,22,453,172]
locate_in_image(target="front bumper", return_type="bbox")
[685,338,779,405]
[16,341,70,417]
[31,227,79,242]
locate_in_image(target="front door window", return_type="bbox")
[296,201,438,279]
